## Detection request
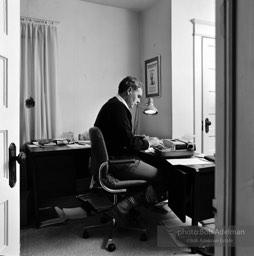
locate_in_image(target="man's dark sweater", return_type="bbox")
[94,97,149,157]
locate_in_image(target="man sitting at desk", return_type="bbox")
[94,76,169,223]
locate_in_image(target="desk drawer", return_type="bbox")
[176,165,215,223]
[34,155,76,202]
[168,166,187,223]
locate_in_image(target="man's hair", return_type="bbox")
[118,76,143,94]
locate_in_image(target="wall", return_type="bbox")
[20,0,215,141]
[140,0,172,138]
[171,0,215,138]
[20,0,141,138]
[139,0,215,139]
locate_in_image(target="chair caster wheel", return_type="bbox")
[82,230,89,239]
[140,232,147,241]
[107,243,116,252]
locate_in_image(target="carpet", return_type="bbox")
[21,203,202,256]
[161,216,215,256]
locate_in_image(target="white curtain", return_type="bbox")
[20,19,61,145]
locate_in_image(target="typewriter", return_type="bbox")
[154,138,196,158]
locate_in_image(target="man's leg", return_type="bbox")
[113,159,169,197]
[109,159,168,214]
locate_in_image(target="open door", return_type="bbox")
[192,19,215,154]
[0,0,20,255]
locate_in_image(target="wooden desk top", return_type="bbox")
[25,143,91,155]
[139,150,215,172]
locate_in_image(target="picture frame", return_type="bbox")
[144,55,161,98]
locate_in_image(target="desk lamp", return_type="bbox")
[133,97,158,134]
[143,98,158,115]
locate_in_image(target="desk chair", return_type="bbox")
[79,127,149,252]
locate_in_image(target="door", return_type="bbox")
[202,37,216,154]
[192,19,215,154]
[0,0,20,255]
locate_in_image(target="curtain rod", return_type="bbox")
[20,16,60,25]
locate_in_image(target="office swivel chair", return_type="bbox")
[79,127,149,252]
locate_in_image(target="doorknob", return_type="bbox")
[205,118,212,133]
[9,143,26,188]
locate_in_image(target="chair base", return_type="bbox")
[82,213,147,252]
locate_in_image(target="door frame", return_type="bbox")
[191,19,215,153]
[215,0,236,255]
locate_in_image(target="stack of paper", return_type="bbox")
[62,207,87,219]
[167,157,214,166]
[39,206,67,228]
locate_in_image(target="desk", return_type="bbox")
[139,151,215,254]
[25,143,91,227]
[140,151,215,253]
[139,151,215,225]
[167,160,215,226]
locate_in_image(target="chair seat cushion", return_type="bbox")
[103,174,148,189]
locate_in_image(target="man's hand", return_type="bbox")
[146,136,164,148]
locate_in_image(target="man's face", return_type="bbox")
[126,87,142,109]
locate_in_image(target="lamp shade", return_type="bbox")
[143,98,158,115]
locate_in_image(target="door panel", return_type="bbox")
[202,37,216,154]
[192,20,215,154]
[0,0,20,255]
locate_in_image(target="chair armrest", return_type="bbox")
[109,159,135,165]
[98,160,147,193]
[99,162,126,193]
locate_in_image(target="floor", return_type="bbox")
[21,201,214,256]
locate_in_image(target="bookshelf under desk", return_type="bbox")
[25,143,91,228]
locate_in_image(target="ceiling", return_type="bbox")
[80,0,157,11]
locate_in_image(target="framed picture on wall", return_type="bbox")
[144,55,161,97]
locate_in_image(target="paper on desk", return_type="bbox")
[27,144,39,148]
[67,143,90,149]
[144,147,155,153]
[167,157,213,166]
[180,134,193,142]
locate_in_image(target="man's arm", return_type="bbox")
[113,105,149,151]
